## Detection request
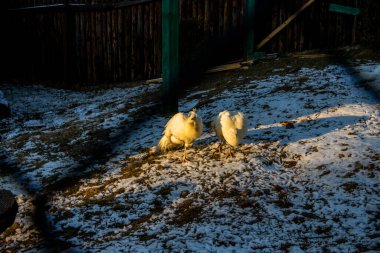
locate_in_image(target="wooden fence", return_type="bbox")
[2,0,380,84]
[5,1,163,83]
[256,0,357,52]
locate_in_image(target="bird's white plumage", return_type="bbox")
[211,110,247,147]
[157,109,203,153]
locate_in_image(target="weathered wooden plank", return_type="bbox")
[155,1,162,78]
[8,0,156,11]
[148,2,154,78]
[94,10,100,81]
[204,0,209,32]
[91,11,96,83]
[223,0,228,36]
[117,8,123,80]
[124,7,130,81]
[79,11,85,82]
[218,0,223,37]
[106,10,112,81]
[137,4,143,80]
[257,0,316,50]
[113,8,117,81]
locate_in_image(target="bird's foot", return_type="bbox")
[226,148,234,159]
[211,143,224,159]
[181,151,191,163]
[211,150,222,159]
[181,156,190,163]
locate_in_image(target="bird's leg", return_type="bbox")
[181,146,189,163]
[226,146,235,159]
[219,142,225,159]
[211,142,223,158]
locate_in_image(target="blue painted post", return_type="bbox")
[329,3,360,16]
[162,0,179,113]
[245,0,255,59]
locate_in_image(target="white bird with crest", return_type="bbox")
[211,110,247,158]
[157,108,203,162]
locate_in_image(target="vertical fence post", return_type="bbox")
[0,6,6,81]
[245,0,255,59]
[162,0,179,113]
[63,0,75,85]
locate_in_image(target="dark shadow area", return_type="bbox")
[0,165,76,249]
[333,48,380,100]
[0,98,166,251]
[0,190,18,233]
[179,17,244,88]
[50,180,197,249]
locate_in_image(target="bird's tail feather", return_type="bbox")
[157,135,176,152]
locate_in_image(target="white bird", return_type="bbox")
[157,109,203,162]
[211,110,247,158]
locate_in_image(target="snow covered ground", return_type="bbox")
[0,56,379,252]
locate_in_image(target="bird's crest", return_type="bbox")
[188,108,197,120]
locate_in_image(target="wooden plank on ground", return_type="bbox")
[203,60,254,74]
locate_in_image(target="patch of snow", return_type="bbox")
[23,119,44,128]
[1,62,379,252]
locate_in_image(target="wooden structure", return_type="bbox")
[329,3,360,16]
[162,0,179,112]
[257,0,316,50]
[1,0,380,85]
[245,0,255,59]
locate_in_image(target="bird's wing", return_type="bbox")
[232,112,246,130]
[195,116,203,138]
[212,114,224,140]
[233,112,247,139]
[163,112,185,137]
[158,112,187,152]
[220,112,239,146]
[168,112,197,143]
